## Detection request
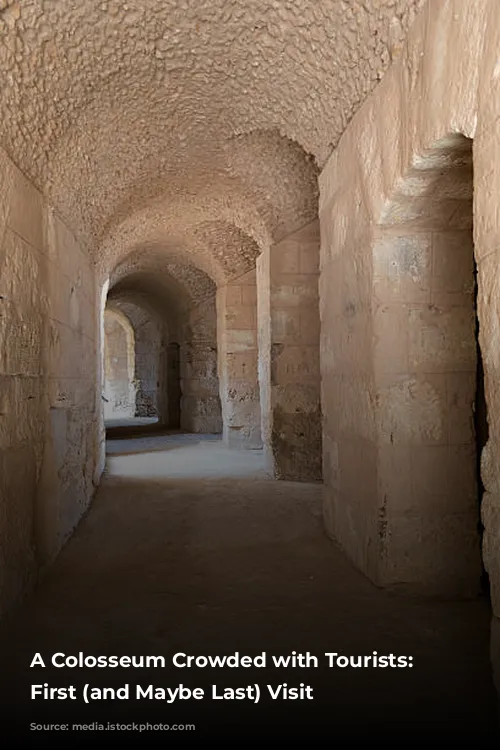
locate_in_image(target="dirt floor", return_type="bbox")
[0,433,498,739]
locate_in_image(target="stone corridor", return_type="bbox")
[3,0,500,739]
[0,432,498,737]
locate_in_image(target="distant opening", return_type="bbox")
[102,270,222,443]
[103,308,137,424]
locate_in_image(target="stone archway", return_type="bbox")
[102,308,136,422]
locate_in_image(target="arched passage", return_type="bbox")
[102,308,136,423]
[103,251,223,436]
[107,298,164,422]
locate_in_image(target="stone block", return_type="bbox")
[372,233,432,304]
[271,277,318,308]
[381,511,482,597]
[225,329,256,353]
[272,344,319,384]
[271,406,322,482]
[7,165,44,250]
[271,309,300,341]
[241,284,257,306]
[225,305,256,330]
[407,303,476,374]
[271,240,300,275]
[373,303,410,375]
[1,229,50,313]
[376,374,447,445]
[225,351,258,382]
[299,244,319,274]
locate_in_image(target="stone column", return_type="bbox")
[257,220,322,481]
[217,269,261,449]
[180,296,222,434]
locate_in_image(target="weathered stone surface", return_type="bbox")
[318,0,500,613]
[217,270,261,449]
[0,0,422,263]
[4,0,500,639]
[0,152,97,616]
[259,220,322,481]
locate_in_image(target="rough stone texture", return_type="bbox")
[372,137,482,595]
[0,0,422,258]
[108,247,217,307]
[181,297,222,435]
[258,220,322,481]
[319,0,500,611]
[217,269,261,449]
[0,146,97,616]
[5,0,500,650]
[0,0,423,624]
[102,309,136,421]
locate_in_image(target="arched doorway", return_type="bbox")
[103,308,136,422]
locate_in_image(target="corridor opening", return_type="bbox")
[102,255,223,442]
[103,308,137,424]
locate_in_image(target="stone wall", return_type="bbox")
[217,269,261,449]
[319,0,500,608]
[0,147,98,615]
[180,295,222,434]
[372,136,481,596]
[258,220,322,481]
[134,314,163,418]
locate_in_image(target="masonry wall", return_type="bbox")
[319,0,500,607]
[134,315,162,418]
[0,147,98,615]
[217,269,261,449]
[180,295,222,434]
[257,221,322,481]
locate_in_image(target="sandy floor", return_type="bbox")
[0,434,498,738]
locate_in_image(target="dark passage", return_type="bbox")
[474,261,490,595]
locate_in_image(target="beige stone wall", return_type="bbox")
[0,147,98,615]
[180,295,222,434]
[319,0,500,609]
[217,269,261,449]
[258,220,322,481]
[134,316,163,418]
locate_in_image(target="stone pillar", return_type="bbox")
[180,296,222,434]
[257,220,322,481]
[217,269,261,449]
[133,316,162,418]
